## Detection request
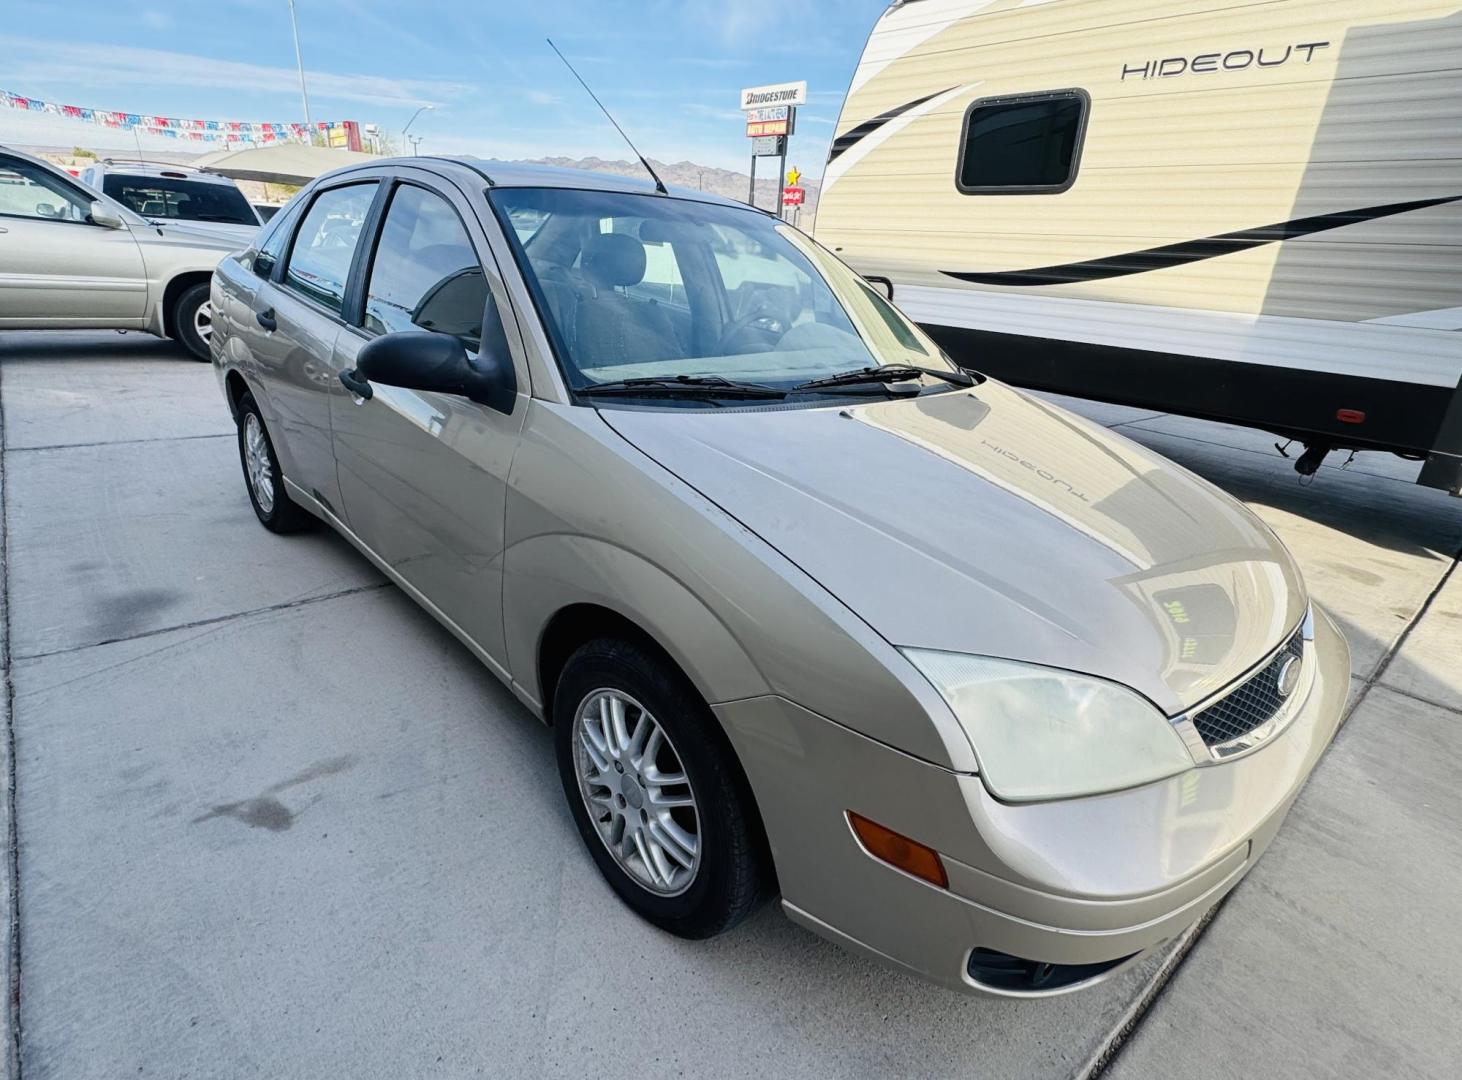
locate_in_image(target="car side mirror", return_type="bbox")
[344,330,516,415]
[88,200,124,229]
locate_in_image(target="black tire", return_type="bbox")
[235,391,313,533]
[172,282,213,361]
[554,637,769,939]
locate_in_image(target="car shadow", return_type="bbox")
[0,330,193,365]
[1116,425,1462,563]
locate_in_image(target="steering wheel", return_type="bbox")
[715,305,787,353]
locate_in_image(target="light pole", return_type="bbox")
[287,0,313,137]
[408,135,424,155]
[402,105,434,153]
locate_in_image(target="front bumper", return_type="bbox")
[715,604,1350,996]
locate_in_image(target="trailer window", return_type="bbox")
[956,90,1088,194]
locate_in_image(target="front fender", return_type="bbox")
[503,533,771,710]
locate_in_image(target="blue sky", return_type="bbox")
[1,0,888,179]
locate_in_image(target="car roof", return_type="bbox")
[94,160,241,186]
[317,155,756,212]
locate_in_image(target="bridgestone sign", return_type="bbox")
[739,81,808,110]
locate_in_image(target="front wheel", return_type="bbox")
[554,637,769,939]
[172,282,213,361]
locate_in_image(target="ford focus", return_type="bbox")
[210,158,1349,996]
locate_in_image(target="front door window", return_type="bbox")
[0,158,92,222]
[363,184,498,352]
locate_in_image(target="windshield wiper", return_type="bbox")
[793,364,976,392]
[577,374,787,400]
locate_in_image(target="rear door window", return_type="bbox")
[282,182,377,315]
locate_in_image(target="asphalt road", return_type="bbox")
[1,331,1458,1079]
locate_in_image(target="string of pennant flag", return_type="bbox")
[1,89,358,146]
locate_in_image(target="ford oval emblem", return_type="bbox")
[1275,655,1302,699]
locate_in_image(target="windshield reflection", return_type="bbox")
[490,187,960,400]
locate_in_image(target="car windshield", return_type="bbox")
[488,187,958,401]
[102,174,257,226]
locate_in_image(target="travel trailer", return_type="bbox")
[816,0,1462,493]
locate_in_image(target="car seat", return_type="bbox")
[573,233,680,369]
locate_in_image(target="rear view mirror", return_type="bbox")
[344,330,516,414]
[88,200,124,229]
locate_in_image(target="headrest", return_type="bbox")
[581,232,647,288]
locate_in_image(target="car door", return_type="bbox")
[329,172,530,668]
[249,179,380,519]
[0,153,146,325]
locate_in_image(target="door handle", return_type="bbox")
[255,307,277,332]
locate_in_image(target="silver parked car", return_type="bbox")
[0,146,245,359]
[211,158,1349,997]
[77,158,261,244]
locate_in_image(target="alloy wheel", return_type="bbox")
[573,689,701,896]
[243,412,276,514]
[194,300,214,344]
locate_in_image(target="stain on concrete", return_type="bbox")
[88,587,184,641]
[1327,563,1384,587]
[191,754,357,832]
[194,795,296,832]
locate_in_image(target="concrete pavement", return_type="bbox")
[0,333,1458,1078]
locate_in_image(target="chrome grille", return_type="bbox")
[1191,628,1306,747]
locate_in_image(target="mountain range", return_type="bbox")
[516,156,819,219]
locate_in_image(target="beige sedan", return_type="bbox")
[0,145,248,359]
[211,157,1350,996]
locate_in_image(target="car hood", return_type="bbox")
[602,383,1306,715]
[139,220,256,250]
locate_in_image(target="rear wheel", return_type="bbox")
[172,282,213,361]
[554,637,768,939]
[236,391,312,533]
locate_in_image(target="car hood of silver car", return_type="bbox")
[137,219,257,250]
[602,380,1307,717]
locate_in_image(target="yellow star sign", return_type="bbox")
[786,166,802,187]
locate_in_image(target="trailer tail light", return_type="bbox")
[1336,409,1366,424]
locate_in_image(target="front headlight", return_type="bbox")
[901,650,1194,802]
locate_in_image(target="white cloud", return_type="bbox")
[686,0,784,45]
[526,90,562,106]
[0,34,469,109]
[681,103,745,123]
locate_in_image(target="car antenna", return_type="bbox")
[547,37,668,195]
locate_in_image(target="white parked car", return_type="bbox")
[0,146,244,359]
[78,158,260,244]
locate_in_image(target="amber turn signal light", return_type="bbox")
[847,812,948,888]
